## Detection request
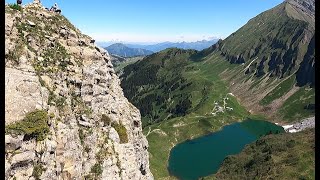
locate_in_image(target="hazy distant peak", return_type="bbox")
[105,43,153,57]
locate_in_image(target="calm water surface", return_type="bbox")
[167,119,284,180]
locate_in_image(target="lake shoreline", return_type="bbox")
[167,119,284,179]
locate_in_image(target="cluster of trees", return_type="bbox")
[121,62,160,100]
[120,49,195,127]
[122,70,193,126]
[169,97,192,117]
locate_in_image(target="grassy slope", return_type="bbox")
[259,75,296,105]
[207,128,315,180]
[114,56,143,73]
[221,54,315,123]
[278,87,315,121]
[218,2,309,74]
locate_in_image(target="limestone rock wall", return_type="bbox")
[5,2,153,180]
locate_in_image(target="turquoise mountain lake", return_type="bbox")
[167,119,285,180]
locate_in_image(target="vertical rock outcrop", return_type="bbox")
[5,2,153,180]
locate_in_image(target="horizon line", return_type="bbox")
[86,32,226,45]
[95,38,223,46]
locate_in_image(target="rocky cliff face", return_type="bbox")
[5,2,153,180]
[286,0,315,19]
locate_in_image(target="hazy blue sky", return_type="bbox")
[6,0,284,43]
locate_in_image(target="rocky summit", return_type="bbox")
[5,2,153,180]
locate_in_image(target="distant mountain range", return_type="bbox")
[100,39,219,56]
[125,39,219,52]
[105,43,153,57]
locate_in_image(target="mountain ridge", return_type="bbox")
[105,43,153,58]
[98,39,219,53]
[125,39,219,52]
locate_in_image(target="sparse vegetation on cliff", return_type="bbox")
[111,122,128,144]
[8,3,22,11]
[91,163,103,176]
[32,163,45,180]
[6,110,50,141]
[101,114,111,126]
[47,90,66,111]
[33,42,71,74]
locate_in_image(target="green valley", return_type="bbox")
[118,0,315,179]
